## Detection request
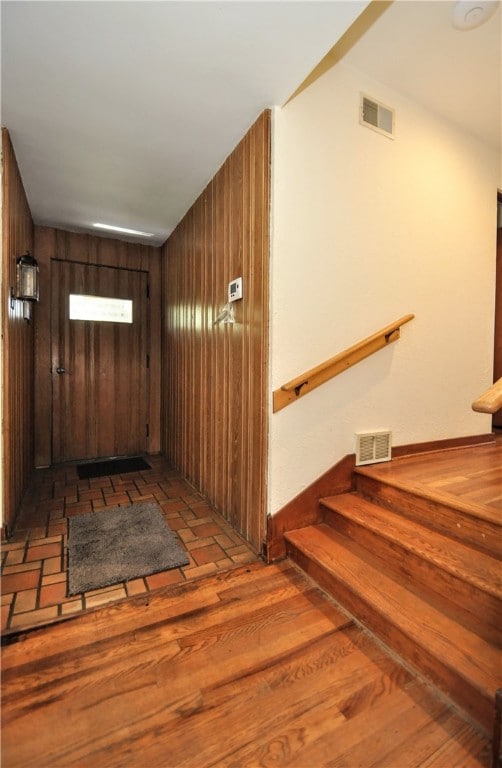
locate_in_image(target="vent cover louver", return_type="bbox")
[360,95,395,138]
[355,431,392,466]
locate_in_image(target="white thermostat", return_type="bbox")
[228,277,243,302]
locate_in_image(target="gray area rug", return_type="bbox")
[68,501,190,595]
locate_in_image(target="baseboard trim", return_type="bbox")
[392,432,495,458]
[265,433,495,563]
[266,454,355,563]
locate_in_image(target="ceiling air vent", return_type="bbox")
[355,431,392,466]
[360,94,395,139]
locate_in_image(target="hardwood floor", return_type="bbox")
[1,560,491,768]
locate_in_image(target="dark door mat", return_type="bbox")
[76,456,151,479]
[68,501,189,594]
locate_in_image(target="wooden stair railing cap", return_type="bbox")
[273,314,415,413]
[472,378,502,415]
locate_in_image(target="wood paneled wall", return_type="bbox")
[162,111,270,551]
[1,129,35,534]
[34,227,162,467]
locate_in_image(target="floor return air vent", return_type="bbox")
[355,431,392,466]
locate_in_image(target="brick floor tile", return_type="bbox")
[9,606,59,629]
[1,541,26,551]
[177,528,197,543]
[231,551,258,564]
[160,499,191,514]
[25,542,61,561]
[145,569,185,590]
[191,505,216,519]
[132,483,159,496]
[111,480,137,492]
[5,548,25,566]
[27,527,48,540]
[85,587,127,609]
[37,499,66,514]
[185,536,214,551]
[103,492,131,506]
[47,521,68,537]
[226,544,254,557]
[8,531,29,543]
[53,484,78,498]
[190,521,226,537]
[2,561,40,575]
[191,542,226,566]
[162,513,182,527]
[89,478,112,489]
[35,535,62,545]
[78,489,104,502]
[186,515,214,527]
[14,588,38,614]
[42,572,67,586]
[65,501,93,516]
[214,534,235,550]
[128,490,154,502]
[182,562,218,579]
[125,578,147,596]
[1,593,14,606]
[2,569,40,593]
[2,603,11,631]
[43,556,63,576]
[39,581,68,608]
[61,599,84,615]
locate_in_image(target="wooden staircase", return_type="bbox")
[284,454,502,740]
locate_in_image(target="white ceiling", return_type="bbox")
[1,0,368,245]
[1,1,500,247]
[343,0,501,153]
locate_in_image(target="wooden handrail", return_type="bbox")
[273,314,415,413]
[472,378,502,414]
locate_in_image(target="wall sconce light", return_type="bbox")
[16,252,39,302]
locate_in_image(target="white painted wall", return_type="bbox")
[269,61,499,515]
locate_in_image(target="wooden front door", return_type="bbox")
[51,261,149,462]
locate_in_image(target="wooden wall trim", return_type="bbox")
[162,110,270,552]
[266,432,495,563]
[34,227,162,467]
[1,128,35,531]
[266,455,356,563]
[392,433,495,458]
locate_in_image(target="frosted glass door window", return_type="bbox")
[69,294,133,323]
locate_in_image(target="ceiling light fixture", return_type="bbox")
[452,0,498,30]
[93,223,155,237]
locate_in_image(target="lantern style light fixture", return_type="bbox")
[16,252,39,302]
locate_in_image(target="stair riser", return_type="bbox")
[286,541,494,733]
[322,506,502,646]
[356,475,501,558]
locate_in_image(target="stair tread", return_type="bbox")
[354,462,501,528]
[321,492,502,599]
[285,523,501,697]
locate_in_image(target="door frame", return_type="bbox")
[33,226,162,468]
